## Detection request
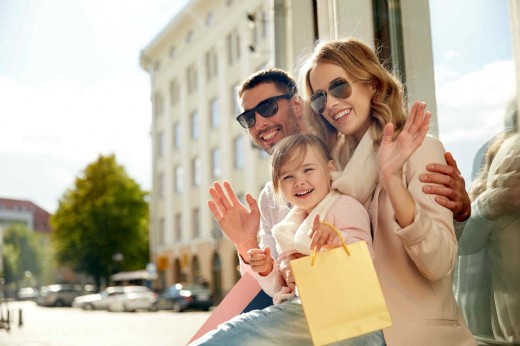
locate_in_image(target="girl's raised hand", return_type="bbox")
[377,101,431,181]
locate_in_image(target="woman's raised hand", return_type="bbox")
[377,101,431,181]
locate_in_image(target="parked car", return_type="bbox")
[37,284,93,307]
[17,287,39,301]
[72,286,125,310]
[107,286,158,312]
[157,283,213,312]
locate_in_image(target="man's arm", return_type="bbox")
[419,152,471,222]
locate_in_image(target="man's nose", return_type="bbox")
[254,112,269,128]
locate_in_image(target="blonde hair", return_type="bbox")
[271,134,333,205]
[298,37,407,152]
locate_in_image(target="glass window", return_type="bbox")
[191,110,199,139]
[158,173,164,199]
[227,33,233,65]
[153,91,163,117]
[192,208,200,238]
[206,12,214,26]
[231,84,240,116]
[158,218,165,245]
[157,131,164,157]
[175,165,183,193]
[173,122,181,149]
[169,79,179,106]
[186,30,193,43]
[210,97,219,128]
[174,213,181,241]
[212,147,221,179]
[192,157,201,187]
[234,135,245,169]
[169,46,176,59]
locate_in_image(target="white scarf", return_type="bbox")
[272,190,341,257]
[331,129,379,210]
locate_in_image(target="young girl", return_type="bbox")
[299,38,476,345]
[246,133,373,305]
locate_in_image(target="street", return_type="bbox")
[0,301,211,345]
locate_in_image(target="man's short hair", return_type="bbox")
[237,68,298,99]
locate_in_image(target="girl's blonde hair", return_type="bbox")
[298,37,408,152]
[271,134,333,205]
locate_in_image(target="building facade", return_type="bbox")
[140,0,438,301]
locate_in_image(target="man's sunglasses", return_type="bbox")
[236,94,293,129]
[310,78,356,114]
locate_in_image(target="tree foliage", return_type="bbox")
[51,154,149,286]
[2,223,42,285]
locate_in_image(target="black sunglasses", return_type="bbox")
[236,94,293,129]
[310,78,355,114]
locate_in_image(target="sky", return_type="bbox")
[429,0,515,182]
[0,0,189,213]
[0,0,516,213]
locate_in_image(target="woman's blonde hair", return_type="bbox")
[271,134,333,205]
[298,37,408,152]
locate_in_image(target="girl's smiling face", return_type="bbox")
[279,145,335,213]
[309,62,376,143]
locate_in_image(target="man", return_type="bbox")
[208,68,471,272]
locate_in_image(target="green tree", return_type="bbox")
[51,154,149,287]
[2,223,42,286]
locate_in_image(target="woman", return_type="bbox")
[299,37,476,345]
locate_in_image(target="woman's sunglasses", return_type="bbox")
[310,78,355,114]
[236,94,293,129]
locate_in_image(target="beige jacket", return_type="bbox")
[368,136,475,346]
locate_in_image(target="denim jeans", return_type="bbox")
[190,297,386,346]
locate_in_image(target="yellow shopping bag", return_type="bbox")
[290,222,392,346]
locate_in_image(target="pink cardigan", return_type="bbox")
[370,137,475,345]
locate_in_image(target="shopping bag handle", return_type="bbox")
[311,221,350,266]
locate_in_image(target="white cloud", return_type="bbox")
[435,59,516,184]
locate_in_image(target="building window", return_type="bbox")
[192,157,201,187]
[158,218,165,245]
[227,33,233,65]
[259,148,269,159]
[174,213,182,241]
[227,29,240,64]
[231,84,240,116]
[234,135,245,169]
[206,12,214,26]
[153,91,164,117]
[372,0,406,78]
[235,32,241,60]
[169,79,179,106]
[157,131,164,157]
[173,122,181,149]
[210,97,219,128]
[192,208,200,238]
[205,48,218,80]
[158,173,164,199]
[212,147,221,179]
[175,165,183,193]
[261,10,268,39]
[187,64,198,94]
[169,46,176,59]
[191,110,199,139]
[186,30,193,43]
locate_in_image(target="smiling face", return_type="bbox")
[241,82,303,154]
[278,144,335,213]
[309,62,375,143]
